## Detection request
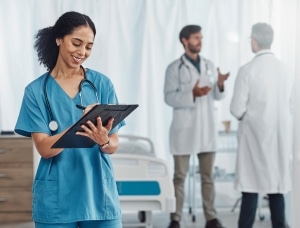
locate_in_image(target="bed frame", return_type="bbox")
[111,135,175,228]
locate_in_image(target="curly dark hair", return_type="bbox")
[34,11,96,71]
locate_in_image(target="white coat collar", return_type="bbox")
[181,54,204,71]
[254,49,273,58]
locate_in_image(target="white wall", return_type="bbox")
[292,1,300,226]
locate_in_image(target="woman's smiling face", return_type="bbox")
[56,25,95,68]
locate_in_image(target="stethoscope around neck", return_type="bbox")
[178,55,212,84]
[43,65,99,133]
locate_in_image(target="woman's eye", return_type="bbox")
[86,47,92,51]
[73,43,80,47]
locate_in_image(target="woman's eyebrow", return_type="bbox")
[73,37,94,45]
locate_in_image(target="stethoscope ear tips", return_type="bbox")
[49,120,59,132]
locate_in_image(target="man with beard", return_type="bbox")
[164,25,229,228]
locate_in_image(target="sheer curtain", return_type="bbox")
[1,0,297,156]
[0,0,299,223]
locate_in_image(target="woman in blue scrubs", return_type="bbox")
[15,11,124,228]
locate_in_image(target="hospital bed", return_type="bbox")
[111,135,176,228]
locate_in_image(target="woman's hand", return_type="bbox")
[75,103,119,154]
[76,115,114,146]
[80,103,98,115]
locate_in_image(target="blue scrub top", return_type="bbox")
[15,69,124,223]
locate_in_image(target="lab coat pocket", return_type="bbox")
[172,108,193,129]
[32,180,58,221]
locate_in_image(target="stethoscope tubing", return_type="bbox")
[178,55,211,85]
[43,65,99,133]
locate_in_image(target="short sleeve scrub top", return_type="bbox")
[15,69,125,223]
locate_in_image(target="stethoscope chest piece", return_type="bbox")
[49,120,58,132]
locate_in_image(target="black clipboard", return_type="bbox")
[51,104,139,148]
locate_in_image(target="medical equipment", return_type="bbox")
[178,55,212,84]
[111,135,175,228]
[43,65,99,132]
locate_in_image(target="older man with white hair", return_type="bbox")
[230,23,293,228]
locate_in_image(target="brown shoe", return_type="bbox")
[205,218,225,228]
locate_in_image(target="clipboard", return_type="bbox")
[51,104,139,148]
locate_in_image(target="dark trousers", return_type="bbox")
[238,192,286,228]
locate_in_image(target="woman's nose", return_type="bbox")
[78,46,85,56]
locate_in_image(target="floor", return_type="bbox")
[0,208,272,228]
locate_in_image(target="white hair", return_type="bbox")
[251,23,274,48]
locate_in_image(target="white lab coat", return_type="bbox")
[230,50,293,194]
[164,55,225,155]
